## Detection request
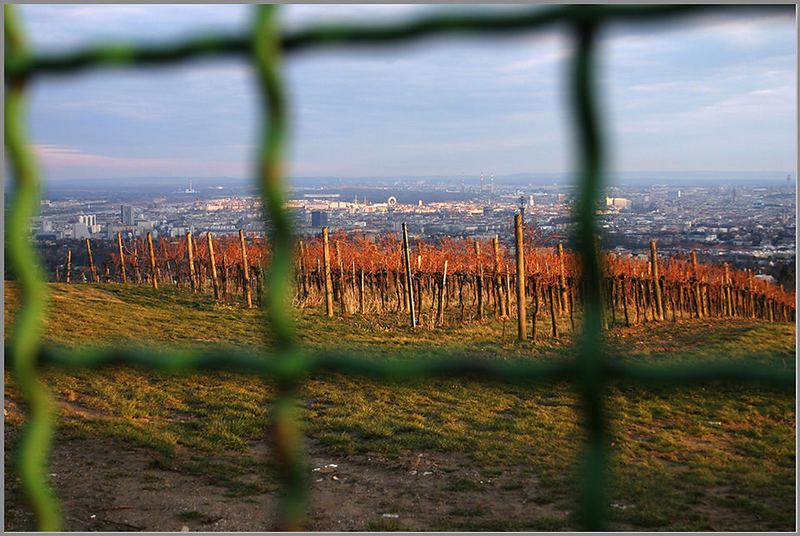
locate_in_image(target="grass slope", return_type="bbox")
[4,282,796,531]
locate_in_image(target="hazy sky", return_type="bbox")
[17,4,797,182]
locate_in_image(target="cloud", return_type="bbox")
[283,4,425,29]
[626,82,681,92]
[19,5,249,52]
[698,13,794,48]
[34,144,247,179]
[17,5,798,179]
[225,144,257,150]
[495,45,570,73]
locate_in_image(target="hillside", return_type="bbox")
[4,283,796,531]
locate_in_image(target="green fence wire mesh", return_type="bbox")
[4,4,795,531]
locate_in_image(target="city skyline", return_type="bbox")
[18,4,797,181]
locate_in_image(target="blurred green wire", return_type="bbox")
[5,5,62,532]
[4,4,793,531]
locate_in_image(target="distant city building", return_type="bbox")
[606,197,631,210]
[311,210,328,227]
[72,222,91,239]
[135,219,154,234]
[78,214,96,226]
[121,204,134,225]
[75,214,101,237]
[106,224,132,239]
[483,206,493,217]
[169,227,189,238]
[36,232,59,241]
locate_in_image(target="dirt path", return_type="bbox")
[6,427,790,531]
[5,429,572,532]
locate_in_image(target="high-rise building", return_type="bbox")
[78,214,96,226]
[311,210,328,227]
[120,205,134,225]
[72,222,91,239]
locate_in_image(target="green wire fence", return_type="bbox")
[4,4,794,531]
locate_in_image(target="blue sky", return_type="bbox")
[17,4,797,182]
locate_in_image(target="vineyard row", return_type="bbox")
[54,222,795,338]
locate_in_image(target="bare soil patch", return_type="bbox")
[5,427,570,532]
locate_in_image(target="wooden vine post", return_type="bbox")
[187,232,197,294]
[322,227,334,317]
[690,251,702,318]
[504,263,511,321]
[649,240,663,320]
[192,233,203,293]
[117,232,127,283]
[133,241,141,284]
[557,243,568,314]
[415,254,423,325]
[531,276,539,341]
[492,236,505,318]
[335,241,347,316]
[359,268,365,314]
[723,263,732,317]
[437,259,448,326]
[239,229,252,309]
[85,239,97,283]
[146,232,157,289]
[402,223,417,328]
[514,214,527,341]
[474,239,484,321]
[352,259,357,296]
[207,232,220,300]
[594,234,608,330]
[549,283,559,338]
[620,275,630,327]
[65,250,71,283]
[221,253,228,298]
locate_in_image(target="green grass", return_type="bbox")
[177,510,207,522]
[4,282,796,531]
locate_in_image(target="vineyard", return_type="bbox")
[56,222,795,339]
